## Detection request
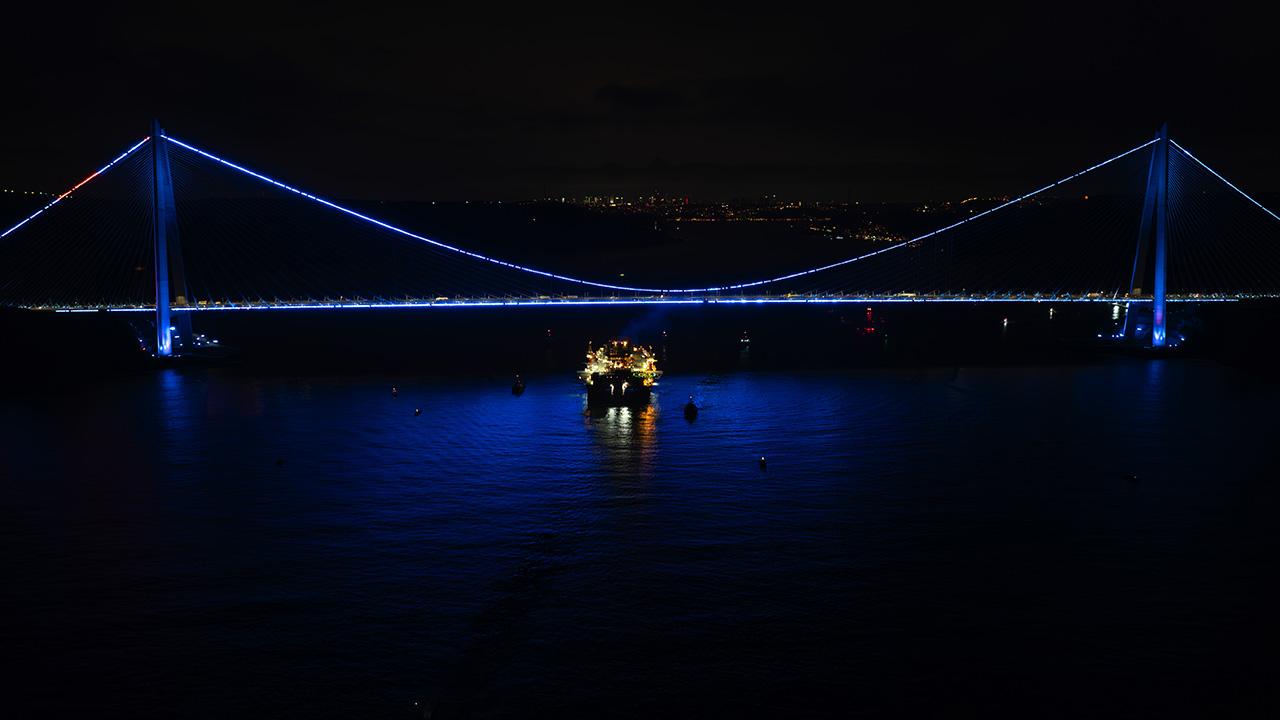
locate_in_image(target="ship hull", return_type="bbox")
[583,372,654,406]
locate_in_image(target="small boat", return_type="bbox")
[683,396,698,420]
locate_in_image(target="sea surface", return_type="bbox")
[3,361,1278,718]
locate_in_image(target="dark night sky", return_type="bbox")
[1,3,1275,202]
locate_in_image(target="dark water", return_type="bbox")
[3,361,1278,718]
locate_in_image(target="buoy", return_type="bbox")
[684,395,698,420]
[391,386,398,397]
[512,374,525,395]
[758,455,767,470]
[414,408,422,417]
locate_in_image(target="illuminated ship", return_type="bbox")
[578,340,662,405]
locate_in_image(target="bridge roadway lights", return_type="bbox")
[45,296,1251,313]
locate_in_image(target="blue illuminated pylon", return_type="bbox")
[151,120,180,356]
[1152,124,1168,347]
[1127,124,1169,346]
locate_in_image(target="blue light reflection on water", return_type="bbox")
[2,362,1278,717]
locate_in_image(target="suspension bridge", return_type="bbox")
[2,122,1278,356]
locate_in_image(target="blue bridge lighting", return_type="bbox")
[2,125,1278,354]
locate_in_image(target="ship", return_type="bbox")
[578,339,662,406]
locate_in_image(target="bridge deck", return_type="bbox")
[33,293,1265,313]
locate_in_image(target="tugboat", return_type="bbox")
[683,395,698,420]
[578,340,662,406]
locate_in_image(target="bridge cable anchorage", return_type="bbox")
[1169,139,1280,224]
[158,134,1159,294]
[0,137,151,241]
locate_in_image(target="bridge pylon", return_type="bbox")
[150,120,189,356]
[1127,123,1170,346]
